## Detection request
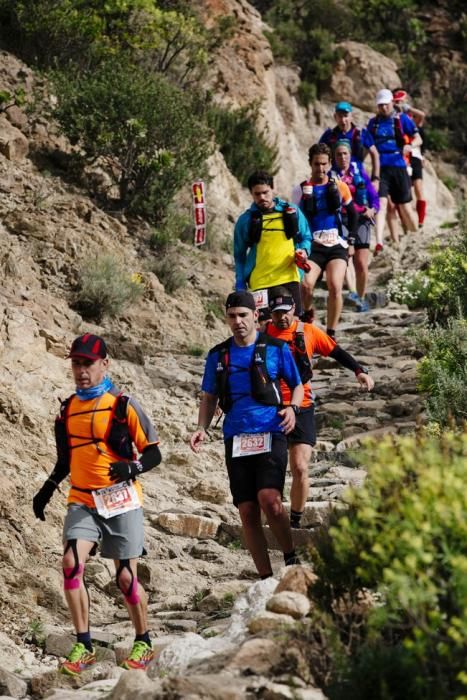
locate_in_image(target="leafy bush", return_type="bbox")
[50,61,211,223]
[75,255,144,321]
[387,209,467,322]
[0,0,214,83]
[304,430,467,700]
[208,102,278,185]
[416,318,467,426]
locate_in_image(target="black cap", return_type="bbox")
[269,292,295,312]
[225,291,256,312]
[67,334,108,360]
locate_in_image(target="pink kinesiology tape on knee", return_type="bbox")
[63,564,84,590]
[124,576,140,605]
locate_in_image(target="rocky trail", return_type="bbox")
[0,227,438,700]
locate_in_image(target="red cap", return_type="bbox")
[67,334,108,360]
[393,89,408,102]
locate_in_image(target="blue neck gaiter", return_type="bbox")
[76,376,114,401]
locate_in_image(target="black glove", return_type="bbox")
[109,461,143,483]
[33,480,57,521]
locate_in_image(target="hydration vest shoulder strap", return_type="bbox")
[213,339,232,413]
[293,322,313,383]
[247,210,263,246]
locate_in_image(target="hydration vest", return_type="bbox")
[328,125,365,162]
[213,333,284,413]
[247,204,299,246]
[287,322,313,384]
[300,178,342,218]
[55,392,135,467]
[369,114,406,152]
[333,163,368,208]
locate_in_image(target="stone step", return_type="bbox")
[219,522,318,551]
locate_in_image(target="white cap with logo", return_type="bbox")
[376,89,394,105]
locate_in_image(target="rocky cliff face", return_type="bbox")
[200,0,454,219]
[0,2,459,697]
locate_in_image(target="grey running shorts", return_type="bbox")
[63,503,145,560]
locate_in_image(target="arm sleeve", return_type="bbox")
[329,345,363,373]
[319,129,331,144]
[295,207,312,255]
[233,213,249,291]
[138,443,162,473]
[47,460,70,487]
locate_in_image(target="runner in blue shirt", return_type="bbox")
[367,89,421,253]
[190,291,304,579]
[320,101,380,182]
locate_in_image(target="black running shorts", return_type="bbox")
[287,405,316,446]
[410,156,423,181]
[225,433,288,506]
[379,165,413,204]
[309,243,348,271]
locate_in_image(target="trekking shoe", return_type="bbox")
[60,642,96,676]
[356,298,370,313]
[374,243,383,256]
[300,308,314,323]
[346,291,360,305]
[121,641,154,671]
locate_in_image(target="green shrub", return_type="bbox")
[297,81,317,107]
[306,430,467,700]
[75,255,144,321]
[207,102,278,185]
[416,318,467,426]
[387,211,467,322]
[149,211,193,254]
[50,61,211,224]
[0,0,213,82]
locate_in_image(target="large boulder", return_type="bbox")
[326,41,401,112]
[0,116,28,160]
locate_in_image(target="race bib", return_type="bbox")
[92,481,140,519]
[252,289,268,310]
[232,432,272,457]
[313,228,339,246]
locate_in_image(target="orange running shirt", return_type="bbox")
[63,391,158,508]
[267,320,336,407]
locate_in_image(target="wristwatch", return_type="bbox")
[355,366,369,376]
[290,404,301,415]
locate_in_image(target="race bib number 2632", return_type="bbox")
[232,432,272,458]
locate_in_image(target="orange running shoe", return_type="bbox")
[60,642,96,676]
[120,641,155,671]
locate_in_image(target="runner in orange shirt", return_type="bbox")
[266,288,374,528]
[33,334,161,675]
